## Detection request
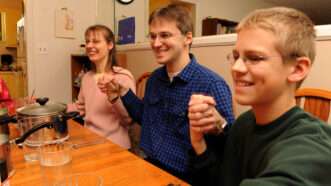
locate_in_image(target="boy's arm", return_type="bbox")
[241,134,331,186]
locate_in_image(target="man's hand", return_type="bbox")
[188,94,226,154]
[97,74,129,103]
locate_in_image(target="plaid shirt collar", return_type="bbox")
[156,53,198,83]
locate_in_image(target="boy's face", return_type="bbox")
[149,18,192,66]
[231,28,295,107]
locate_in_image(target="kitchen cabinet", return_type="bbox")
[202,18,237,36]
[71,53,127,101]
[0,71,24,99]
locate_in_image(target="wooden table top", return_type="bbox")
[9,120,189,186]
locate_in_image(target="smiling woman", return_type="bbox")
[0,12,5,41]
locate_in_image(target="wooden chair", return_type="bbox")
[136,72,151,99]
[129,72,151,157]
[295,88,331,122]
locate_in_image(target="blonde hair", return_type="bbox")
[236,7,316,63]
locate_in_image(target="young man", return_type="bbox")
[99,4,234,183]
[188,7,331,186]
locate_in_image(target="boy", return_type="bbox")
[99,4,234,183]
[188,7,331,186]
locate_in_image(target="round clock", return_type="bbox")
[117,0,134,5]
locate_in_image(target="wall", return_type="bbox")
[25,0,100,103]
[113,0,276,42]
[119,31,331,122]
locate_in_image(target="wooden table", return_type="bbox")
[9,120,189,186]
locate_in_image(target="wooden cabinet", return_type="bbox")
[0,71,24,99]
[70,53,127,101]
[202,18,237,36]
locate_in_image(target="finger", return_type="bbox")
[189,103,210,113]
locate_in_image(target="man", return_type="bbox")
[189,7,331,186]
[99,4,234,183]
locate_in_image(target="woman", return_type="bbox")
[68,25,135,149]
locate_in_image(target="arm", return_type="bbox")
[241,133,331,186]
[111,71,137,126]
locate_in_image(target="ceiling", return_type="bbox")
[264,0,331,25]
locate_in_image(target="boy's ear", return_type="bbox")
[287,57,312,83]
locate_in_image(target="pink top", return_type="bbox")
[68,68,136,149]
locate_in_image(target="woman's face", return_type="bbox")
[85,31,113,64]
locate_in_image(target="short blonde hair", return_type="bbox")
[236,7,316,63]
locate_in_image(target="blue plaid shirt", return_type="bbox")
[122,54,234,174]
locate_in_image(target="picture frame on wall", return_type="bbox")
[55,7,75,39]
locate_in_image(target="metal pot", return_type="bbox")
[14,97,79,146]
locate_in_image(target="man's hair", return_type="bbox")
[236,7,316,63]
[149,4,193,35]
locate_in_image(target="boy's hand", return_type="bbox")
[188,94,226,154]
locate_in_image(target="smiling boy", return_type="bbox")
[189,7,331,186]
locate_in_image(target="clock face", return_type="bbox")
[117,0,134,5]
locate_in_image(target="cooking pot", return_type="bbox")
[14,97,79,146]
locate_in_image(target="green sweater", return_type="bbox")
[191,106,331,186]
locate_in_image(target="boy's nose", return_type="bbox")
[231,58,248,73]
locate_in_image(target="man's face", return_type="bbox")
[230,28,294,108]
[149,18,191,66]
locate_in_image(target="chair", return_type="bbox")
[136,72,151,99]
[129,72,151,157]
[295,88,331,122]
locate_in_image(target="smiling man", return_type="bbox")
[102,4,234,183]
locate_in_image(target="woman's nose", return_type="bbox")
[231,58,248,73]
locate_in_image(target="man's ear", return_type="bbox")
[185,32,193,46]
[287,57,312,83]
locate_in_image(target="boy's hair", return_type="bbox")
[149,4,193,36]
[236,7,316,63]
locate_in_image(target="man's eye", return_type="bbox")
[160,33,171,39]
[149,34,157,40]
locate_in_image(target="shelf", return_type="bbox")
[202,18,237,36]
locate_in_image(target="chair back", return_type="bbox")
[129,72,151,158]
[136,72,151,99]
[295,88,331,122]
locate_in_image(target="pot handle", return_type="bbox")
[0,115,17,125]
[14,121,53,145]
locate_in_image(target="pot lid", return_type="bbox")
[16,97,66,116]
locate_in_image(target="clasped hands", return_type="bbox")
[188,94,226,154]
[97,73,129,104]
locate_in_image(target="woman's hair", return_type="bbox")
[85,24,117,72]
[236,7,316,63]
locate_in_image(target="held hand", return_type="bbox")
[97,74,129,103]
[188,94,226,154]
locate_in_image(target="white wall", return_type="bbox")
[25,0,99,103]
[112,0,276,41]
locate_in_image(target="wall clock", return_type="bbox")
[117,0,134,5]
